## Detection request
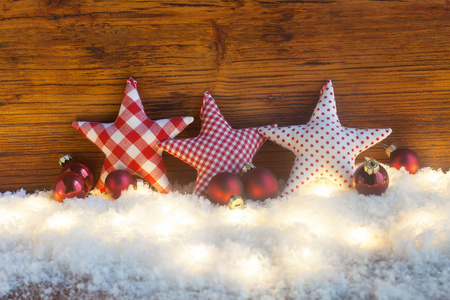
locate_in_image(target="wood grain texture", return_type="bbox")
[0,0,449,192]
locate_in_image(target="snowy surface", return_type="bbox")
[1,166,449,299]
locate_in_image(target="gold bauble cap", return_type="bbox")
[241,163,256,175]
[228,195,244,210]
[385,144,397,157]
[364,159,380,175]
[58,154,73,167]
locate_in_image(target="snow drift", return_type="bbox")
[1,166,449,299]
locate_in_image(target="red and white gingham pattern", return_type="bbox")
[72,78,194,194]
[157,92,276,196]
[259,80,392,195]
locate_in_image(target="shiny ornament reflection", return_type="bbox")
[207,172,244,208]
[241,164,278,201]
[58,154,94,190]
[385,144,419,174]
[353,159,389,196]
[53,172,88,202]
[105,170,137,199]
[61,162,94,190]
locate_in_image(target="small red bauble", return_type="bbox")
[353,159,389,196]
[385,144,419,174]
[105,170,136,199]
[59,154,94,190]
[241,164,278,201]
[207,172,244,209]
[53,172,89,202]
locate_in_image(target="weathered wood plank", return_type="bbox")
[0,0,449,192]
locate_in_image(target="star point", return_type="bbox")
[73,78,193,194]
[158,92,276,196]
[259,80,392,195]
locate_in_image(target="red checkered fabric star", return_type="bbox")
[259,80,392,195]
[72,78,193,193]
[157,92,276,196]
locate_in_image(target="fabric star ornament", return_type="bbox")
[72,78,193,194]
[259,80,392,195]
[157,92,276,196]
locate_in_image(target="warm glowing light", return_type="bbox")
[346,227,384,248]
[238,255,277,284]
[226,209,254,225]
[311,226,325,236]
[161,204,173,214]
[45,213,76,232]
[309,182,336,197]
[411,211,435,227]
[189,244,210,263]
[285,246,324,274]
[111,214,127,227]
[300,216,326,236]
[173,211,194,226]
[154,221,176,238]
[398,210,445,236]
[22,197,51,213]
[108,214,135,237]
[0,209,20,226]
[350,227,371,244]
[150,210,195,239]
[420,170,444,186]
[243,256,261,275]
[179,244,214,273]
[302,179,339,198]
[303,248,311,257]
[277,210,327,236]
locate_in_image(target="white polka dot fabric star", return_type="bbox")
[72,78,194,194]
[157,92,276,196]
[259,80,392,195]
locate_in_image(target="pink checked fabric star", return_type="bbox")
[72,78,193,194]
[259,80,392,195]
[157,92,276,196]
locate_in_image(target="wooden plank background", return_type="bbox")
[0,0,449,192]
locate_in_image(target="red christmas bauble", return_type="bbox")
[242,166,278,201]
[61,162,94,190]
[53,172,89,202]
[59,154,94,190]
[105,170,136,199]
[353,159,389,196]
[207,172,244,207]
[385,145,419,174]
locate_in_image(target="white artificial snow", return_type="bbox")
[0,166,449,299]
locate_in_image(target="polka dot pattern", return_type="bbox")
[258,80,392,195]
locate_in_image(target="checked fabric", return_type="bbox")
[72,78,193,193]
[259,80,392,195]
[157,91,276,196]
